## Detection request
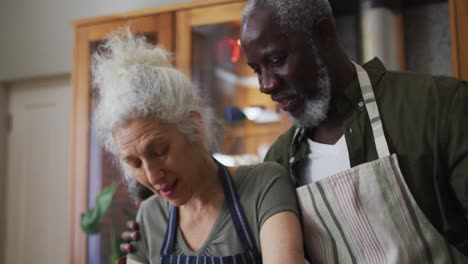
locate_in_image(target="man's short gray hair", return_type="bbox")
[91,28,222,198]
[242,0,334,36]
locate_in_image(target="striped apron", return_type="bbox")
[158,160,263,264]
[296,62,468,263]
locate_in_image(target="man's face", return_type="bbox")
[241,8,331,127]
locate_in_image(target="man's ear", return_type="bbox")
[189,110,204,142]
[315,18,336,46]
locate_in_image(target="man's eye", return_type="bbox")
[248,63,261,74]
[271,57,285,66]
[251,67,261,74]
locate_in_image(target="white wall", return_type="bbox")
[0,0,190,81]
[0,1,193,260]
[0,84,7,263]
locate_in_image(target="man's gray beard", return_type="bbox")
[287,63,331,128]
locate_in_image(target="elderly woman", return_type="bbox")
[92,29,303,264]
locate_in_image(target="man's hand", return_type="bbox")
[116,257,127,264]
[120,220,141,254]
[116,184,151,264]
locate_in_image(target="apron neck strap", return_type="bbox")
[215,159,261,255]
[352,61,390,158]
[160,158,261,257]
[160,205,178,255]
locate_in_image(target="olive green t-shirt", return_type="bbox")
[128,161,299,263]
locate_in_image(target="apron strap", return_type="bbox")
[159,159,261,257]
[160,205,178,255]
[215,159,262,256]
[352,61,390,158]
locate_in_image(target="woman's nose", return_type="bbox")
[142,161,162,186]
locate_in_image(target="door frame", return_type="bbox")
[4,75,71,264]
[0,83,8,263]
[69,14,174,264]
[449,0,468,80]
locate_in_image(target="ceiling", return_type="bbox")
[330,0,447,16]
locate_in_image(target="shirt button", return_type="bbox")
[358,101,364,108]
[289,157,295,163]
[348,128,353,134]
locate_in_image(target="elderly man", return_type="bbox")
[240,0,468,263]
[121,0,468,263]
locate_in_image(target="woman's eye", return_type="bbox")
[128,159,142,169]
[152,147,168,157]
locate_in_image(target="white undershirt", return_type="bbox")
[298,135,351,186]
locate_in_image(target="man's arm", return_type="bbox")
[120,181,153,254]
[446,80,468,214]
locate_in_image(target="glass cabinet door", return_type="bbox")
[176,2,291,164]
[70,14,173,264]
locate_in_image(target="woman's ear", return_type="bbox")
[189,110,204,142]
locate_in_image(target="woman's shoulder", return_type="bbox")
[237,161,288,179]
[234,161,291,189]
[138,194,171,220]
[234,162,299,229]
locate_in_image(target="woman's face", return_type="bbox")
[114,117,204,206]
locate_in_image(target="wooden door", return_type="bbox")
[4,76,71,264]
[69,13,173,264]
[450,0,468,80]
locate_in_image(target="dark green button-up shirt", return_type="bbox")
[264,58,468,255]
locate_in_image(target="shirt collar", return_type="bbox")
[336,57,387,116]
[344,57,387,102]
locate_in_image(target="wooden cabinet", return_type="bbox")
[174,1,291,156]
[69,1,290,263]
[450,0,468,80]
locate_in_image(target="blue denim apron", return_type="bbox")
[158,160,263,264]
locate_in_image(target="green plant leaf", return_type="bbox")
[96,184,118,217]
[80,207,101,234]
[80,183,118,234]
[110,229,125,264]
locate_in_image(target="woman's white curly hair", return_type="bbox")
[91,27,222,197]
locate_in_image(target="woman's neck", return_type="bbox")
[180,155,224,214]
[177,156,227,250]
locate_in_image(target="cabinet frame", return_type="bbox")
[175,1,247,75]
[449,0,468,80]
[69,13,174,264]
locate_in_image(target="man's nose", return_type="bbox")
[259,70,279,94]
